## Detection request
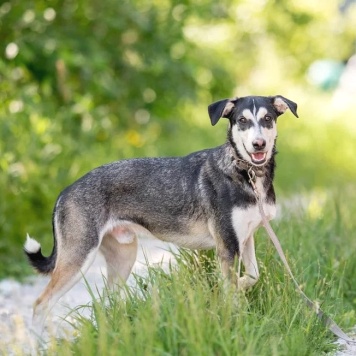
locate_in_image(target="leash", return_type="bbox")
[247,167,356,344]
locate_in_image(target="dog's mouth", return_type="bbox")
[250,152,267,165]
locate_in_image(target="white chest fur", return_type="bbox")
[231,177,276,244]
[231,203,275,242]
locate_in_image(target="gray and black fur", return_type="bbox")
[24,95,298,332]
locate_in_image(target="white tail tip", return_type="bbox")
[24,234,41,253]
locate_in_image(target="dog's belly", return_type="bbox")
[156,221,215,250]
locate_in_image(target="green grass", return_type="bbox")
[45,187,356,356]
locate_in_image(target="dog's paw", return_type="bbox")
[236,275,258,291]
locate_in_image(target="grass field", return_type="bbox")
[44,186,356,356]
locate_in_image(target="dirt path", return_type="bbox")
[0,239,177,355]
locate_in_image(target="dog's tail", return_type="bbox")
[24,234,56,274]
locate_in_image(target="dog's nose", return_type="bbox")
[252,139,266,150]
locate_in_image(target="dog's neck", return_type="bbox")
[226,136,276,180]
[232,155,265,177]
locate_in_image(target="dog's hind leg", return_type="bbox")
[32,235,99,335]
[99,226,138,289]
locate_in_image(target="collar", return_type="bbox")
[232,156,266,178]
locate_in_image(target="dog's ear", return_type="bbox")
[208,98,236,126]
[270,95,299,118]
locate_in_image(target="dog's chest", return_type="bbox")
[231,202,275,240]
[231,178,276,240]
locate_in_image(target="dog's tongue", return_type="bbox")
[252,152,265,161]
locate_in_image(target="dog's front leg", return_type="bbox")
[237,234,259,290]
[208,220,239,287]
[217,246,237,283]
[209,218,259,291]
[215,234,259,291]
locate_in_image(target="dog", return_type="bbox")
[24,94,298,331]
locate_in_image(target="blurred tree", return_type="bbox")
[0,0,355,277]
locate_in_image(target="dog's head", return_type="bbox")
[208,95,298,166]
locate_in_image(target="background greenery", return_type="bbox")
[1,0,355,278]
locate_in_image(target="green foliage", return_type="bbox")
[0,1,355,281]
[0,0,237,278]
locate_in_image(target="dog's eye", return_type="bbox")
[264,115,272,122]
[238,117,247,124]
